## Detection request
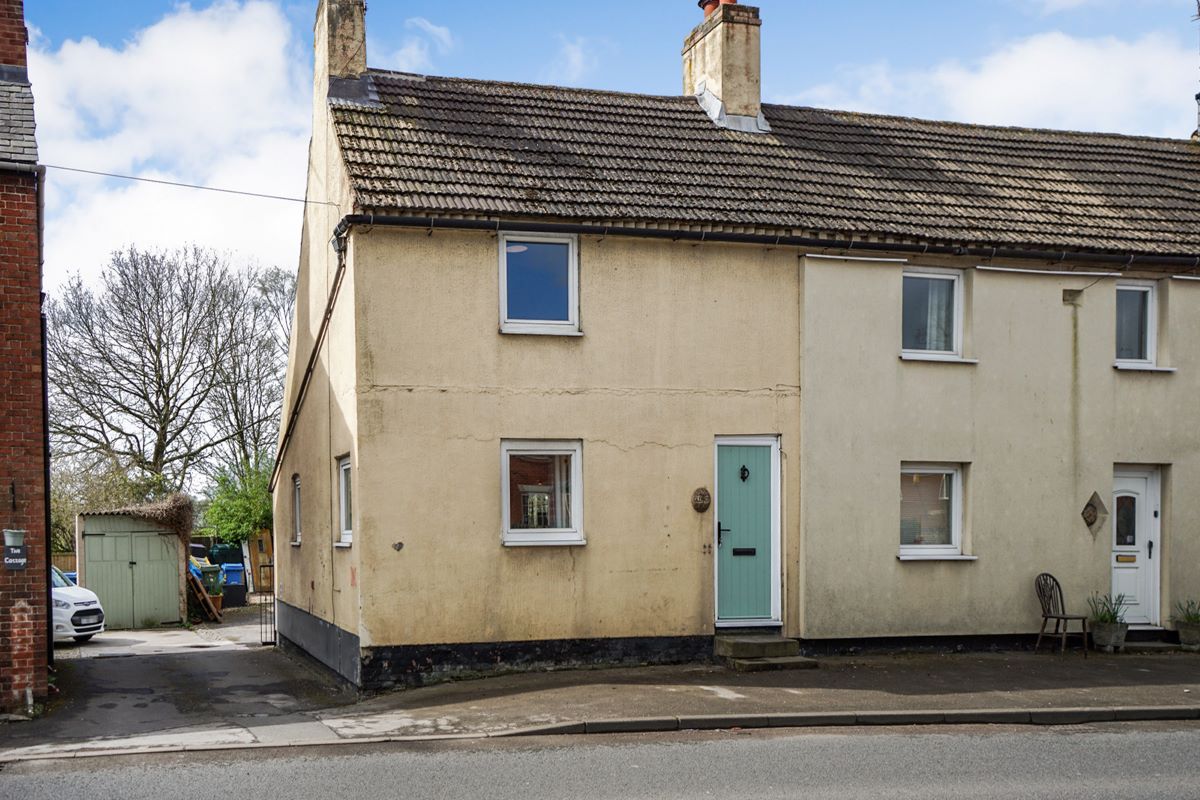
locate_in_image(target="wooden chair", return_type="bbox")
[1034,573,1088,657]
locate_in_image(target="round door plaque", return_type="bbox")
[691,488,712,513]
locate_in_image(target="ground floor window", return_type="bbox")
[501,440,584,546]
[900,463,963,558]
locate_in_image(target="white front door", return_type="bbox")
[1112,469,1161,626]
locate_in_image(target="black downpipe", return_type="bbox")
[268,227,350,493]
[41,298,51,669]
[36,166,51,671]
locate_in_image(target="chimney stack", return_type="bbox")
[0,0,29,69]
[683,0,770,133]
[315,0,366,84]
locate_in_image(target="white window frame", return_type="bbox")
[501,439,584,547]
[899,463,964,559]
[901,267,964,361]
[291,475,302,546]
[1114,281,1157,368]
[337,456,353,545]
[498,232,581,336]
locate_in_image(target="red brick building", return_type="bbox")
[0,0,47,713]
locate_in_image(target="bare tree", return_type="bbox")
[204,266,296,480]
[48,454,148,552]
[47,246,242,493]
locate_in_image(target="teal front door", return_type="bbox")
[716,441,776,622]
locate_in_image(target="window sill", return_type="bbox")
[334,541,353,550]
[897,554,978,562]
[900,353,979,365]
[503,534,586,548]
[1113,363,1176,373]
[500,324,583,337]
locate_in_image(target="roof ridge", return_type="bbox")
[771,104,1196,147]
[366,67,689,104]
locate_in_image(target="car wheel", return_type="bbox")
[73,635,94,643]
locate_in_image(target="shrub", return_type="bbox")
[1172,599,1200,625]
[1087,593,1129,624]
[201,461,272,544]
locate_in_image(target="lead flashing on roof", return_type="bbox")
[0,65,28,85]
[695,82,771,135]
[328,74,381,107]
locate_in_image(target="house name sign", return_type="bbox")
[3,546,27,570]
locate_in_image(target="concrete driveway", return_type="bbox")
[0,606,356,758]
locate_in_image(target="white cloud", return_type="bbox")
[406,18,454,53]
[380,17,455,73]
[29,0,311,291]
[780,31,1196,139]
[1031,0,1094,13]
[544,36,599,85]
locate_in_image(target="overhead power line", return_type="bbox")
[42,164,338,208]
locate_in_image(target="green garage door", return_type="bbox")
[81,516,181,630]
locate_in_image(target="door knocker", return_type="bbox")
[740,465,750,482]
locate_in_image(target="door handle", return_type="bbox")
[717,523,731,546]
[1148,541,1153,559]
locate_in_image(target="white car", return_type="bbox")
[51,566,105,643]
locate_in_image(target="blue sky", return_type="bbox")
[27,1,1197,99]
[21,0,1200,289]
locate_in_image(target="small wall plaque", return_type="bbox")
[691,488,712,513]
[3,545,27,571]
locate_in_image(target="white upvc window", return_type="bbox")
[291,475,302,546]
[499,232,580,336]
[902,268,963,360]
[900,463,963,559]
[1115,281,1156,367]
[337,456,353,545]
[501,439,584,546]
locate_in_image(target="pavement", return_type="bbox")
[0,623,1197,762]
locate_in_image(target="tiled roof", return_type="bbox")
[330,70,1200,257]
[0,77,37,165]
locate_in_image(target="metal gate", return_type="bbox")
[259,563,275,645]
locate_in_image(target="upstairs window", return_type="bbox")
[1115,282,1155,366]
[337,456,352,545]
[902,269,962,358]
[499,233,580,335]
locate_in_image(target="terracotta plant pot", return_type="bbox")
[1091,621,1129,653]
[211,594,223,613]
[1177,621,1200,652]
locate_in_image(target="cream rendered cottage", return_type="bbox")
[272,0,1200,687]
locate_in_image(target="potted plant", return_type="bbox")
[1172,600,1200,652]
[1088,593,1130,653]
[210,576,224,613]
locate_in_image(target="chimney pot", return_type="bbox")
[699,0,737,19]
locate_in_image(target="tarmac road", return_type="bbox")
[3,722,1198,800]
